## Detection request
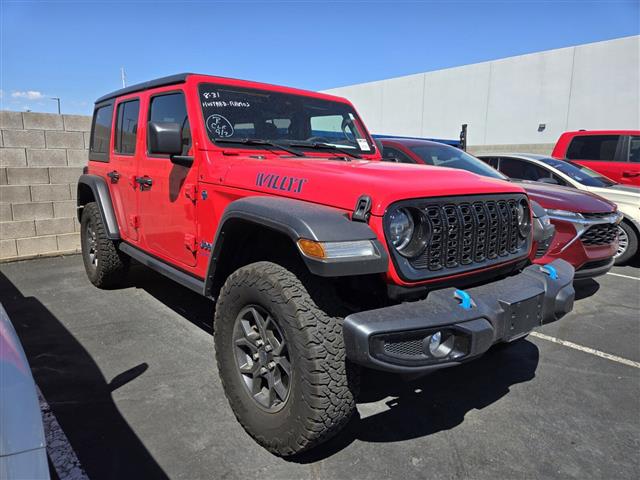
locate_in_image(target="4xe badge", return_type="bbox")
[256,173,307,193]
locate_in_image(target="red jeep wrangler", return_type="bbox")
[78,73,575,456]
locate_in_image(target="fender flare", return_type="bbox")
[77,174,120,240]
[204,196,388,293]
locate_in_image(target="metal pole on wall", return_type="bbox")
[459,124,468,151]
[51,97,61,114]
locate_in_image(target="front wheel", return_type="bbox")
[214,261,357,456]
[614,221,638,265]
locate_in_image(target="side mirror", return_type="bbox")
[538,177,559,185]
[148,121,183,155]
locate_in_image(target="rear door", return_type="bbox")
[109,97,141,241]
[622,135,640,183]
[564,135,633,184]
[136,89,198,267]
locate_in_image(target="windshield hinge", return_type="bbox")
[352,195,372,223]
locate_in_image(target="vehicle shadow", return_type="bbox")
[294,339,540,462]
[122,263,541,463]
[0,271,169,480]
[573,278,600,300]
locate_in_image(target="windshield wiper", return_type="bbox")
[289,141,361,159]
[214,138,305,157]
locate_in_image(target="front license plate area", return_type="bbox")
[503,294,544,341]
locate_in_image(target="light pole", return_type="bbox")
[51,97,61,114]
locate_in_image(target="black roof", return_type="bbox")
[94,73,193,104]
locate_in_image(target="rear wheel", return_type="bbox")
[614,221,638,265]
[214,261,358,456]
[80,202,129,287]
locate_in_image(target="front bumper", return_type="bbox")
[343,259,575,373]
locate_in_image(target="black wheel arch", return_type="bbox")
[77,174,120,240]
[204,196,388,298]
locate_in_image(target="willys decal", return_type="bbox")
[256,173,307,193]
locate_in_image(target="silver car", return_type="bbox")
[0,303,49,480]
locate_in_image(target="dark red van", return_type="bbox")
[552,130,640,186]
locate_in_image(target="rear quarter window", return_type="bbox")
[89,103,114,162]
[566,135,621,161]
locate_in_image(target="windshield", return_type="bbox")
[198,83,373,153]
[410,144,507,179]
[537,157,617,187]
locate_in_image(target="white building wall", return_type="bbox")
[323,36,639,148]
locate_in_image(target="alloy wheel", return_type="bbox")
[615,225,628,258]
[86,222,99,268]
[232,305,292,412]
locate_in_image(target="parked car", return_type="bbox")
[552,130,640,186]
[0,303,49,480]
[78,73,575,456]
[477,153,639,265]
[379,138,621,279]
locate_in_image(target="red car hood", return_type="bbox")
[516,181,616,213]
[212,154,526,216]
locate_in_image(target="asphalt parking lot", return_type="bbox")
[1,255,638,480]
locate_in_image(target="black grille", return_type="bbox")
[412,200,524,270]
[386,194,531,282]
[582,223,618,246]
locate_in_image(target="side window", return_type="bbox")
[482,156,499,168]
[628,136,640,163]
[499,158,550,181]
[89,103,114,162]
[114,99,140,155]
[566,135,621,161]
[148,92,191,156]
[382,146,415,164]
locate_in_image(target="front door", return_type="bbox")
[137,89,198,267]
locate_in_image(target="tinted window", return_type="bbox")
[149,92,191,155]
[89,104,114,161]
[499,158,551,181]
[566,135,621,161]
[629,136,640,163]
[481,156,500,169]
[382,146,415,164]
[114,100,140,155]
[410,144,506,179]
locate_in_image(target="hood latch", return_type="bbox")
[352,195,372,223]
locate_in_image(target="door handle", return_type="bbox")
[135,176,153,191]
[107,170,120,183]
[622,170,640,178]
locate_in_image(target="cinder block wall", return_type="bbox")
[1,110,91,262]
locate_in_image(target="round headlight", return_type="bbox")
[388,207,430,258]
[388,208,414,250]
[517,199,531,237]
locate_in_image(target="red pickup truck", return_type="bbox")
[552,130,640,186]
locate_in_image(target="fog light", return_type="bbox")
[426,331,455,358]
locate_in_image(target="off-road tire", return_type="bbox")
[214,261,358,456]
[80,202,129,288]
[615,220,638,265]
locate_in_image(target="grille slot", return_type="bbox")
[582,223,618,246]
[390,194,530,281]
[383,338,424,357]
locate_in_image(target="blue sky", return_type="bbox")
[1,0,638,115]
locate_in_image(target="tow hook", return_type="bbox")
[540,264,558,280]
[454,289,474,310]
